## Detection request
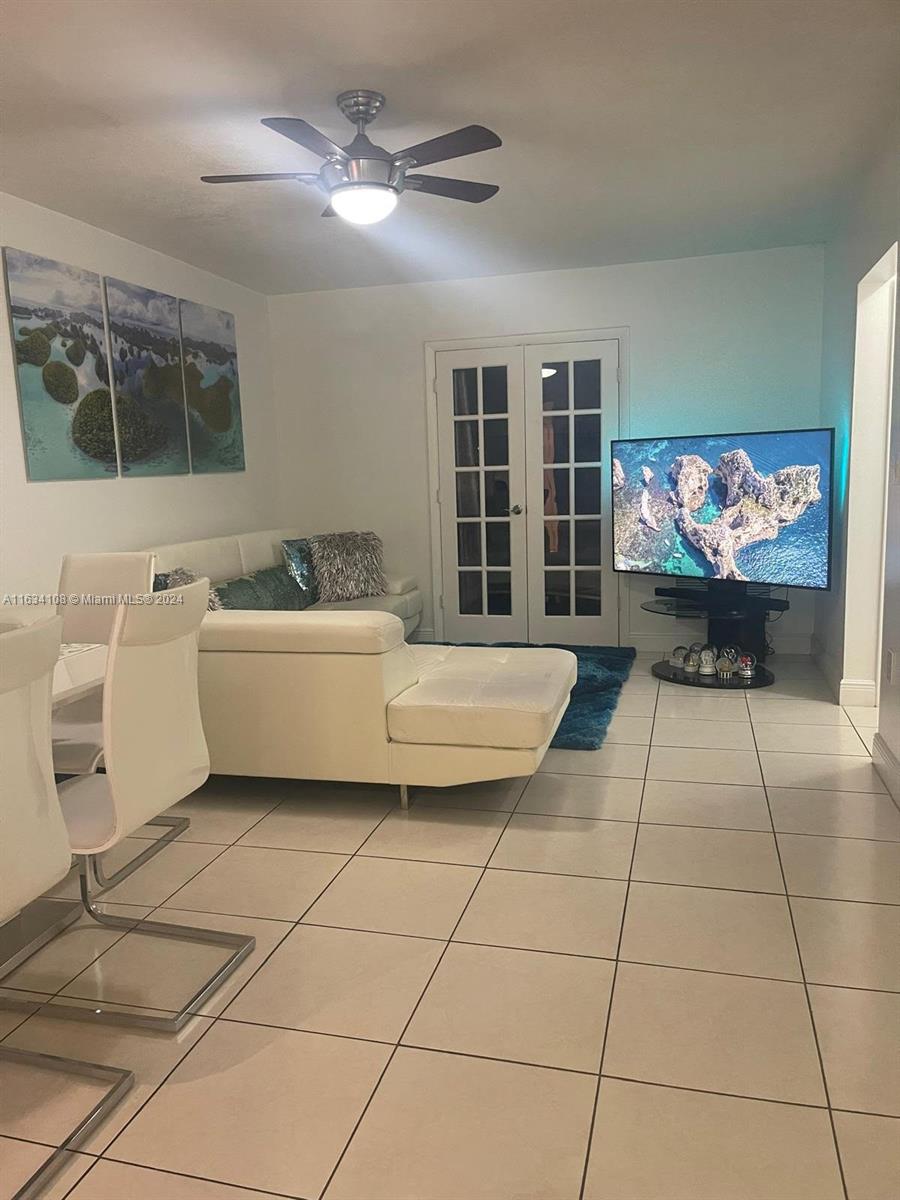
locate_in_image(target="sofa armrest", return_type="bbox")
[384,573,417,596]
[199,609,406,654]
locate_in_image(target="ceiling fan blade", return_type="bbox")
[261,117,347,160]
[321,205,336,217]
[405,175,499,203]
[393,125,501,168]
[201,173,318,184]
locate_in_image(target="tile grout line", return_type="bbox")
[0,790,298,1027]
[577,664,659,1200]
[51,800,406,1200]
[315,793,521,1200]
[597,1074,900,1120]
[747,699,850,1200]
[12,941,899,1021]
[8,686,884,1200]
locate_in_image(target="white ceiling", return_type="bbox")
[2,0,897,294]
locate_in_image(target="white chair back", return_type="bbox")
[102,578,210,842]
[0,616,71,922]
[57,553,155,644]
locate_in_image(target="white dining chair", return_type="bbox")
[49,578,254,1032]
[53,551,155,775]
[52,551,192,884]
[0,616,134,1200]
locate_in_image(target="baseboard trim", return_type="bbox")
[839,678,878,707]
[411,626,435,643]
[872,732,900,802]
[810,637,878,707]
[811,635,842,702]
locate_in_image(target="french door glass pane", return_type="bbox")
[482,366,508,414]
[575,570,602,615]
[487,571,512,615]
[483,419,509,466]
[574,414,601,462]
[484,470,510,517]
[544,468,570,515]
[543,416,569,463]
[544,570,570,616]
[574,359,601,409]
[486,522,510,566]
[459,571,482,614]
[455,421,479,466]
[453,367,478,415]
[541,363,568,410]
[574,467,601,515]
[457,523,481,567]
[456,472,480,517]
[574,520,601,565]
[545,519,570,566]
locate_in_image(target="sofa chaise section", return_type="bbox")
[196,609,577,792]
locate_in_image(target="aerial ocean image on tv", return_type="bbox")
[612,429,832,588]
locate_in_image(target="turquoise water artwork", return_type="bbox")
[4,247,115,481]
[179,299,245,473]
[611,429,833,589]
[105,278,190,477]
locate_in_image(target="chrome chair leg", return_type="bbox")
[399,783,410,810]
[0,1047,133,1200]
[90,813,190,893]
[9,863,255,1034]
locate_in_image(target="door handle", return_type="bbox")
[510,504,523,515]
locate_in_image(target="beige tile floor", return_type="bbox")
[1,656,898,1199]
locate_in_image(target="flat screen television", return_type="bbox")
[611,427,834,590]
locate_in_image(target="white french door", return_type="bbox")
[435,338,620,645]
[436,348,529,641]
[524,341,619,644]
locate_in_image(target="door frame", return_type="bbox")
[424,326,631,642]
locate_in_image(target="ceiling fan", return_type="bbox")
[201,89,501,225]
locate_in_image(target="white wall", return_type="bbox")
[0,193,280,593]
[269,245,824,647]
[873,291,900,797]
[814,126,900,691]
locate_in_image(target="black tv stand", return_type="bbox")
[647,580,788,662]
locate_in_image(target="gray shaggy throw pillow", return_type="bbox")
[153,565,223,611]
[307,531,387,603]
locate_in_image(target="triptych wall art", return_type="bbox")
[3,247,245,481]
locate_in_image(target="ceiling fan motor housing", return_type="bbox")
[336,89,386,129]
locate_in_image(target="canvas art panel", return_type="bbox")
[179,299,245,473]
[4,247,115,481]
[105,277,191,476]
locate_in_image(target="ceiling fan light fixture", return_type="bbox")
[330,183,398,225]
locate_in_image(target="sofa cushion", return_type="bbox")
[313,590,422,622]
[385,574,417,596]
[200,609,407,654]
[237,528,303,575]
[149,535,242,582]
[388,645,578,749]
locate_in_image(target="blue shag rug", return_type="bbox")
[429,642,636,750]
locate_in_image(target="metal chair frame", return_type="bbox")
[0,1046,133,1200]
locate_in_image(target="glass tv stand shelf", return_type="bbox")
[640,582,783,688]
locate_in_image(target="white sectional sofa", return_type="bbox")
[146,530,577,797]
[149,527,423,637]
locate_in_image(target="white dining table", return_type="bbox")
[53,642,107,706]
